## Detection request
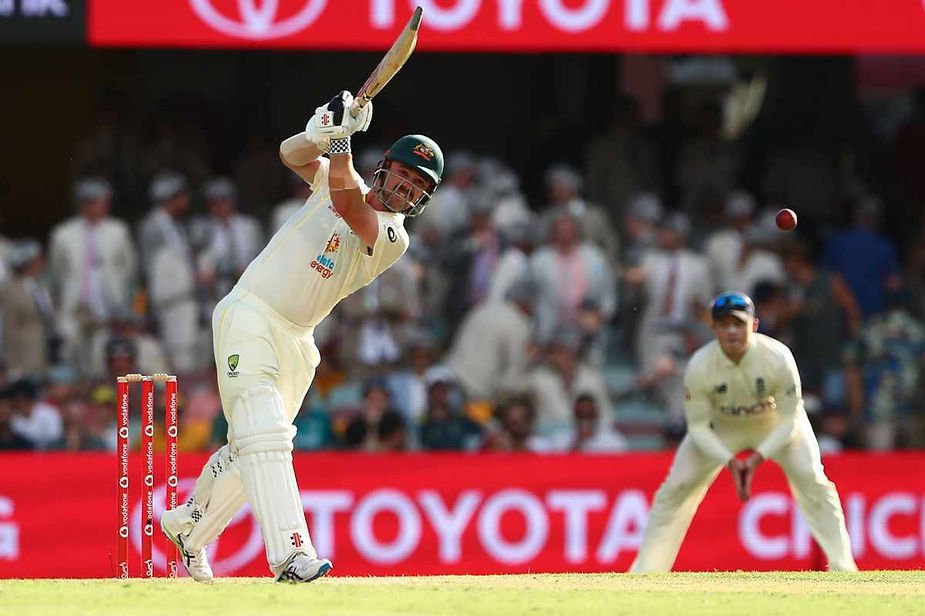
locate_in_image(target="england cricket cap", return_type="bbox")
[711,292,756,323]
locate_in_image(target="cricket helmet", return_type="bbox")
[374,134,444,217]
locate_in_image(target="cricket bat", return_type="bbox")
[350,6,423,118]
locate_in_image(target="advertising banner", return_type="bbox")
[1,452,923,578]
[88,0,925,53]
[0,0,85,44]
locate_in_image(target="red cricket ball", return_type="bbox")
[775,208,798,231]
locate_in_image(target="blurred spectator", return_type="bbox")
[271,172,312,232]
[676,101,741,211]
[528,326,611,435]
[0,221,11,287]
[725,212,786,297]
[442,198,503,327]
[752,281,791,341]
[0,384,32,450]
[4,378,63,450]
[386,332,441,425]
[419,375,482,451]
[844,289,925,450]
[783,240,862,399]
[483,396,551,453]
[483,165,533,235]
[585,95,660,223]
[487,222,536,303]
[293,393,333,451]
[426,151,478,237]
[539,164,619,266]
[191,177,264,317]
[909,215,925,320]
[233,134,289,217]
[89,310,169,379]
[343,381,393,451]
[549,394,628,453]
[49,178,137,373]
[618,193,664,353]
[139,171,200,371]
[445,276,535,403]
[0,240,55,377]
[822,196,902,320]
[704,190,756,290]
[813,407,852,455]
[377,410,407,452]
[530,212,616,343]
[630,212,712,419]
[339,255,419,380]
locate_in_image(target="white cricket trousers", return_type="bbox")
[631,414,857,572]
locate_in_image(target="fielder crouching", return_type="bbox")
[631,291,857,573]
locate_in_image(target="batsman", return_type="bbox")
[159,90,444,582]
[631,292,857,573]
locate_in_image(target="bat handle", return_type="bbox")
[350,96,371,119]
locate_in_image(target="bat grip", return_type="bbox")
[350,96,370,119]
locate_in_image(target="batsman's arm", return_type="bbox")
[328,152,379,247]
[280,132,325,186]
[754,347,802,459]
[683,364,734,465]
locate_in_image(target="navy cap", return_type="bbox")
[711,292,756,322]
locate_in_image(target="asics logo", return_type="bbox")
[189,0,328,40]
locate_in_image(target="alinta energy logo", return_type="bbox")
[190,0,329,40]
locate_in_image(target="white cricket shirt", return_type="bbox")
[682,333,804,463]
[235,158,410,327]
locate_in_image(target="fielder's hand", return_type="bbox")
[727,458,748,502]
[305,90,373,149]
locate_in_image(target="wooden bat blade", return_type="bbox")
[351,6,422,117]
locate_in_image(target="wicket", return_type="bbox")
[116,373,179,579]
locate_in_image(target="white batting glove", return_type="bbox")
[304,91,373,150]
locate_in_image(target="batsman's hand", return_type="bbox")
[305,90,373,149]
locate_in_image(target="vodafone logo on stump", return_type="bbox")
[189,0,328,40]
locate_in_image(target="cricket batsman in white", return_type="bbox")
[631,292,857,573]
[159,91,444,582]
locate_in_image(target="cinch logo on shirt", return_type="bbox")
[719,396,777,417]
[310,232,340,279]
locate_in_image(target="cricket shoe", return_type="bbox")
[274,553,333,583]
[160,508,214,582]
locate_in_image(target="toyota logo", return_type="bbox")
[190,0,328,40]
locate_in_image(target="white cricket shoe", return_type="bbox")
[160,508,214,582]
[274,553,333,583]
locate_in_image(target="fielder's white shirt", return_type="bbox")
[236,158,410,327]
[683,333,804,463]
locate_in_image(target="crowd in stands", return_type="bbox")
[1,93,923,455]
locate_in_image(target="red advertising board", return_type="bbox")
[0,452,923,579]
[88,0,925,53]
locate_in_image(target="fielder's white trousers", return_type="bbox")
[631,414,857,572]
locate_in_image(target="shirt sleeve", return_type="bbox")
[358,213,409,279]
[683,360,735,464]
[307,157,330,190]
[755,346,802,459]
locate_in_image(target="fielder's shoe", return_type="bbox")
[160,508,214,582]
[274,553,333,583]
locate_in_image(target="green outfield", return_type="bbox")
[2,572,923,615]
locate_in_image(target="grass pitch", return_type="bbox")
[2,571,923,615]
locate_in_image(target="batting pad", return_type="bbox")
[231,384,316,569]
[184,445,248,553]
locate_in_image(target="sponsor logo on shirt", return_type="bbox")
[756,377,766,396]
[719,396,776,417]
[714,383,727,394]
[387,226,397,243]
[310,232,340,279]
